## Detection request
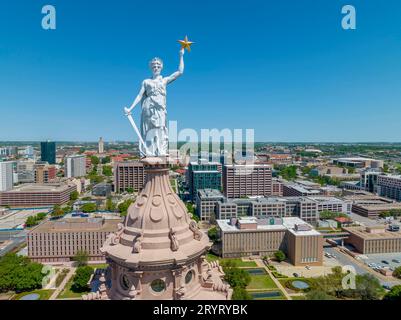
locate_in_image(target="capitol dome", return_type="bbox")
[90,157,232,300]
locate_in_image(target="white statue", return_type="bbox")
[124,47,186,157]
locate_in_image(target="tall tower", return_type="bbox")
[40,141,56,164]
[0,161,13,192]
[83,157,232,300]
[98,137,104,154]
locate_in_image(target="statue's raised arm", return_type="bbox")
[164,48,185,85]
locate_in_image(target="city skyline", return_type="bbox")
[1,0,401,142]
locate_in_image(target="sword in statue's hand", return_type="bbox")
[124,107,148,153]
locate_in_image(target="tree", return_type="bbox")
[383,285,401,300]
[118,199,133,217]
[70,191,79,201]
[278,165,297,181]
[90,155,99,166]
[232,287,252,300]
[223,261,251,289]
[208,227,218,242]
[51,205,64,218]
[71,266,93,293]
[101,156,111,164]
[340,274,384,300]
[274,250,286,262]
[106,197,116,211]
[81,203,97,213]
[306,289,334,300]
[0,253,44,293]
[25,216,37,227]
[102,165,112,177]
[73,250,89,267]
[393,266,401,279]
[126,187,134,194]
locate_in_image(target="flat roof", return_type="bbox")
[30,217,120,233]
[217,216,321,236]
[2,183,74,193]
[343,226,401,240]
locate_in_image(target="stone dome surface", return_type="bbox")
[102,157,210,266]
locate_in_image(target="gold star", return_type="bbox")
[178,35,194,52]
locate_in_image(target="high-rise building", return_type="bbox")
[114,161,146,193]
[377,175,401,201]
[0,161,14,192]
[98,137,104,154]
[34,163,56,183]
[65,155,86,178]
[223,163,272,198]
[41,141,56,164]
[187,159,222,200]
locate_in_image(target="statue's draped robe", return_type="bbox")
[140,78,168,157]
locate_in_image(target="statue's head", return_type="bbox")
[149,57,163,76]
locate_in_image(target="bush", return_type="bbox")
[383,285,401,300]
[274,250,286,262]
[208,227,218,242]
[272,271,288,279]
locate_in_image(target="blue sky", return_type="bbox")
[1,0,401,142]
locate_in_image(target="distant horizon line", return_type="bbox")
[3,141,401,145]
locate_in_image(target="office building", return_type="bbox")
[0,161,13,192]
[34,163,56,183]
[223,163,272,198]
[377,175,401,201]
[344,225,401,254]
[114,161,145,193]
[98,137,104,154]
[188,159,221,199]
[360,168,381,193]
[195,189,225,221]
[333,157,383,169]
[41,141,56,164]
[196,189,350,224]
[28,216,121,263]
[217,216,323,266]
[65,155,86,178]
[0,183,76,207]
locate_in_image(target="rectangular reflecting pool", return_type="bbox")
[250,291,282,299]
[243,268,267,275]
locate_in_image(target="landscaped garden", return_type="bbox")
[205,253,257,267]
[247,273,278,290]
[57,266,93,299]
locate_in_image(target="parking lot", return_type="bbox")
[359,253,401,271]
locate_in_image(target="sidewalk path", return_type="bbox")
[255,260,292,300]
[49,267,76,300]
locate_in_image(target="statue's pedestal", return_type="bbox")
[96,157,232,300]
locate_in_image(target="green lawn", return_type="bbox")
[57,277,90,299]
[88,263,109,270]
[12,289,55,300]
[247,274,278,290]
[291,295,306,300]
[205,254,257,267]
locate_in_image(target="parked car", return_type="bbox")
[392,259,400,263]
[293,273,300,277]
[382,260,389,264]
[305,265,311,270]
[382,284,391,290]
